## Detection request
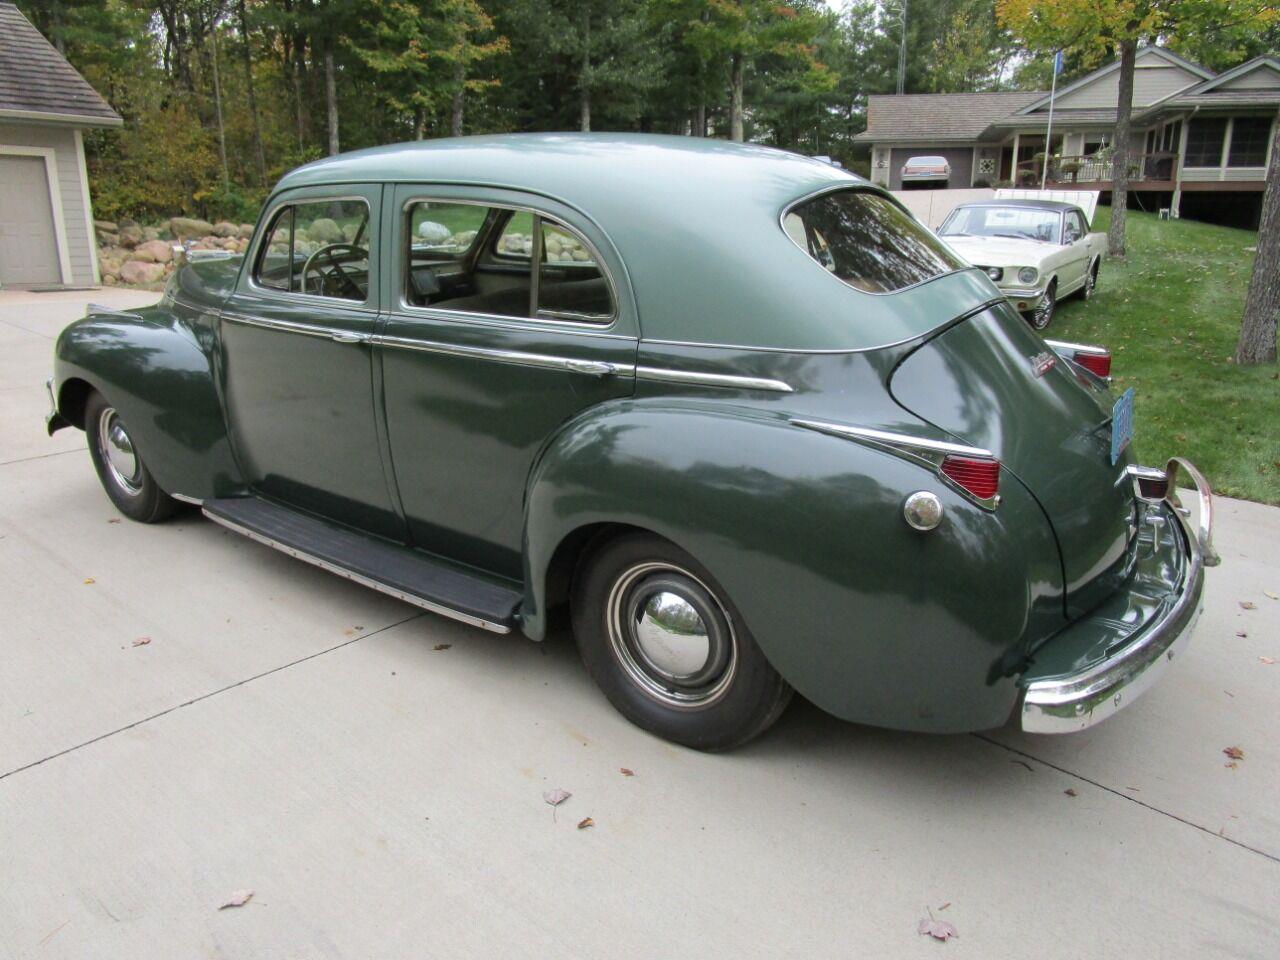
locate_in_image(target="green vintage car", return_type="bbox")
[47,134,1216,750]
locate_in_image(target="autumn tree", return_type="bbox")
[1236,116,1280,365]
[996,0,1279,258]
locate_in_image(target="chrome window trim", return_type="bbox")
[779,183,967,298]
[1044,338,1109,357]
[376,333,634,378]
[635,366,794,393]
[391,300,635,341]
[398,194,619,327]
[246,194,374,307]
[791,418,1001,510]
[203,508,512,634]
[222,310,371,344]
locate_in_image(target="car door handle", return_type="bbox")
[331,333,364,344]
[564,359,616,377]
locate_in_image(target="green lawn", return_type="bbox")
[1051,208,1279,505]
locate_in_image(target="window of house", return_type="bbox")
[1228,117,1272,168]
[403,201,613,322]
[785,189,964,294]
[1184,118,1228,167]
[253,198,371,301]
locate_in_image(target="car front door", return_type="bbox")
[1060,210,1089,293]
[220,185,405,540]
[377,185,638,579]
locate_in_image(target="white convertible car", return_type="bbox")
[937,199,1105,329]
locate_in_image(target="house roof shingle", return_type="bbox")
[0,2,120,126]
[853,91,1045,143]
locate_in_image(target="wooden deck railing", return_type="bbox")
[1012,151,1178,187]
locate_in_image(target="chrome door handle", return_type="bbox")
[331,333,363,344]
[564,359,615,377]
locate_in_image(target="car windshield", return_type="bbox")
[784,189,965,294]
[939,206,1061,243]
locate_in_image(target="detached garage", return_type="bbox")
[0,2,120,289]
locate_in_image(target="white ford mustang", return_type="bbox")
[937,199,1106,330]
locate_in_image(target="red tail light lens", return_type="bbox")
[1073,350,1111,378]
[940,455,1000,501]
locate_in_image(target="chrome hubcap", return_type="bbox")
[606,562,737,709]
[98,407,141,495]
[1034,294,1054,328]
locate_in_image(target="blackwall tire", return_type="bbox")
[84,391,178,524]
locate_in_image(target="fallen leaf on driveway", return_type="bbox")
[1261,656,1276,665]
[131,637,151,647]
[577,817,594,830]
[1225,761,1238,769]
[83,578,95,585]
[107,519,121,524]
[1239,601,1257,610]
[1064,788,1078,797]
[543,788,571,806]
[619,768,635,777]
[433,643,452,651]
[1236,631,1248,638]
[917,918,957,942]
[1264,591,1278,600]
[1223,746,1244,760]
[218,890,253,910]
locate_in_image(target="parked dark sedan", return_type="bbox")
[47,134,1215,749]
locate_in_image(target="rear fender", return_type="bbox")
[53,305,242,500]
[523,399,1063,733]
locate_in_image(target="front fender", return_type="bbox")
[523,400,1063,733]
[53,305,242,499]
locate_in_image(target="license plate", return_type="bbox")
[1110,388,1135,465]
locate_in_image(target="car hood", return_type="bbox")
[942,235,1058,267]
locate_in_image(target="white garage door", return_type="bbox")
[0,154,62,286]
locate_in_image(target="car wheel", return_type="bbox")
[571,532,793,751]
[1081,259,1099,300]
[85,391,178,523]
[1029,280,1057,330]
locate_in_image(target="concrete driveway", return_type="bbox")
[1,288,1277,959]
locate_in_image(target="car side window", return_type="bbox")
[1063,212,1084,244]
[253,199,371,301]
[404,200,613,323]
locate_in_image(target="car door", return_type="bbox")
[377,185,638,580]
[1059,209,1090,294]
[220,185,405,540]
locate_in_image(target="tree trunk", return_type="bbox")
[237,0,267,186]
[414,108,426,140]
[324,44,340,155]
[729,52,744,142]
[210,21,229,191]
[293,38,308,148]
[451,61,465,137]
[1107,38,1136,259]
[579,11,591,133]
[693,101,705,137]
[1235,114,1280,365]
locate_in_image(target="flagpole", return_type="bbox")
[1041,51,1060,190]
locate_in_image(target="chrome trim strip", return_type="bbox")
[376,333,634,377]
[1020,460,1214,732]
[790,418,1001,510]
[86,302,144,321]
[998,287,1045,300]
[635,366,794,393]
[202,509,513,634]
[221,311,371,343]
[1045,338,1108,357]
[171,493,204,505]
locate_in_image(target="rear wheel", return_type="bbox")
[1028,279,1057,330]
[85,392,177,523]
[571,532,792,751]
[1080,259,1099,300]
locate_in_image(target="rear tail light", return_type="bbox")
[940,455,1000,502]
[1128,465,1169,500]
[1072,349,1111,378]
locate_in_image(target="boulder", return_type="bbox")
[95,228,118,247]
[132,239,173,264]
[417,220,452,243]
[307,217,345,244]
[119,260,166,285]
[237,223,255,239]
[142,226,160,242]
[94,219,118,233]
[117,224,143,249]
[118,217,138,229]
[102,273,119,286]
[170,216,215,239]
[213,220,238,238]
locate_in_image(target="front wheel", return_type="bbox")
[571,532,792,751]
[85,392,177,523]
[1028,280,1057,330]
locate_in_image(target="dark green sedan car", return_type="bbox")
[47,134,1216,749]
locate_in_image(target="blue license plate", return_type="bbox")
[1110,388,1134,465]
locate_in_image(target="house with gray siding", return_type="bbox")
[856,47,1280,227]
[0,1,121,289]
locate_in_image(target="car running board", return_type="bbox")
[202,497,521,633]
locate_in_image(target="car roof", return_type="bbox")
[954,199,1079,213]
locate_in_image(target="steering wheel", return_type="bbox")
[301,243,366,299]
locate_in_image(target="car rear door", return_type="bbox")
[376,185,638,580]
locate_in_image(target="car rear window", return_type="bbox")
[784,189,964,294]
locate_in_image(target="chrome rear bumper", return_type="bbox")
[1020,457,1216,733]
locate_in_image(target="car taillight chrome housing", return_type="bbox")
[940,455,1000,502]
[1045,340,1111,380]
